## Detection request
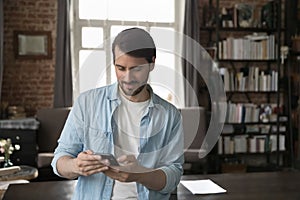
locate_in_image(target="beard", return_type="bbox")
[119,81,147,96]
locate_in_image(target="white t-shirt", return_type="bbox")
[111,90,150,200]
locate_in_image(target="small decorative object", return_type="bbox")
[0,138,19,168]
[236,3,254,28]
[221,7,234,28]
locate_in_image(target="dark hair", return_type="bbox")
[112,28,156,64]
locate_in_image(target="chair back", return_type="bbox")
[179,107,207,162]
[36,107,71,152]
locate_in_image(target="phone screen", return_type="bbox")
[97,153,119,166]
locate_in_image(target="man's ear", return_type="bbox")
[150,56,156,71]
[152,56,156,63]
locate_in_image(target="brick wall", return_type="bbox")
[2,0,57,115]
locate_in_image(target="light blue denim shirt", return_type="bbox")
[51,83,184,200]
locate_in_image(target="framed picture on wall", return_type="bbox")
[14,31,52,59]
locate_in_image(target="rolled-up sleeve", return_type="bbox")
[159,161,183,194]
[158,109,184,194]
[51,100,84,177]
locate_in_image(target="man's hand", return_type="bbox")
[72,150,109,176]
[57,153,166,191]
[56,150,109,179]
[103,155,140,182]
[103,155,166,191]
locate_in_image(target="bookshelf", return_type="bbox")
[201,0,290,172]
[287,0,300,167]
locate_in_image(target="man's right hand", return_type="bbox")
[73,150,109,176]
[56,150,109,179]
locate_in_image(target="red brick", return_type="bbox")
[3,0,57,113]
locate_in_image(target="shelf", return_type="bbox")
[226,91,278,94]
[289,50,300,56]
[225,121,287,125]
[247,164,282,172]
[219,151,286,156]
[224,115,288,125]
[218,59,278,62]
[200,26,285,32]
[221,131,285,137]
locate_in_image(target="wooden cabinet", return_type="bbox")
[0,129,38,167]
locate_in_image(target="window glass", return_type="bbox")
[108,0,150,21]
[146,0,174,22]
[79,50,106,92]
[149,27,176,104]
[150,27,175,53]
[79,0,174,22]
[79,0,107,20]
[82,27,103,48]
[150,51,175,104]
[111,26,146,38]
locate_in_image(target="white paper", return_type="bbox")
[180,179,227,194]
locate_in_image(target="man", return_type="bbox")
[51,28,184,200]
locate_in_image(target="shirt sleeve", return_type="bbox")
[158,109,184,194]
[158,160,183,194]
[51,98,85,177]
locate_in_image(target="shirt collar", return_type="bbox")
[107,82,119,101]
[107,82,156,108]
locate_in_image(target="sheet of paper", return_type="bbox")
[180,179,227,194]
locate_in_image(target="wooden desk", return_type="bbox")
[2,172,300,200]
[177,171,300,200]
[3,180,76,200]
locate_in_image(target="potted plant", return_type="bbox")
[0,138,18,168]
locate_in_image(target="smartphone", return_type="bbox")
[95,153,119,166]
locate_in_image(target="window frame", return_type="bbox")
[71,0,183,105]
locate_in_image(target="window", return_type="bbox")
[72,0,184,106]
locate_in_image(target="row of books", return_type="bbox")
[226,103,278,123]
[222,124,287,135]
[218,134,285,154]
[220,67,278,92]
[218,34,276,60]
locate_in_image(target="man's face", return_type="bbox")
[114,48,154,97]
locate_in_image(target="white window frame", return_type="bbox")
[71,0,185,107]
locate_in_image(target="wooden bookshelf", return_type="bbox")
[201,0,289,172]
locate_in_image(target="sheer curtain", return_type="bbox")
[0,0,4,102]
[182,0,203,107]
[54,0,73,107]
